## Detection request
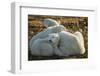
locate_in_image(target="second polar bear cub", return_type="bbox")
[30,33,60,56]
[48,31,85,56]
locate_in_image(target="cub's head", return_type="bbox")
[47,33,60,46]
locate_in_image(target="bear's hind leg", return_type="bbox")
[74,31,85,54]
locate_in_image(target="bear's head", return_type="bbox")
[47,33,60,47]
[43,19,59,28]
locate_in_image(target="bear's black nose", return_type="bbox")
[49,40,52,43]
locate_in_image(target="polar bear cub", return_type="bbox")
[48,31,86,56]
[30,33,60,56]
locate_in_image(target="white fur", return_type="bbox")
[74,31,85,54]
[43,18,59,27]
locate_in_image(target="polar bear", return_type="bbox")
[49,31,85,56]
[30,33,62,56]
[30,25,67,49]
